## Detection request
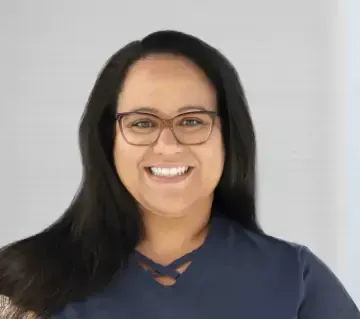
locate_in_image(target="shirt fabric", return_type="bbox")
[52,214,360,319]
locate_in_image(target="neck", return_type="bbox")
[137,200,212,262]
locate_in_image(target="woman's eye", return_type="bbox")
[132,121,156,128]
[181,119,202,126]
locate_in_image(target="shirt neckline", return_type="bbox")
[127,213,231,293]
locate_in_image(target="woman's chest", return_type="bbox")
[53,267,301,319]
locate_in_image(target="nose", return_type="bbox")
[152,127,182,154]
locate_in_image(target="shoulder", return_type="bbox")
[213,215,306,290]
[226,218,331,280]
[225,217,304,263]
[0,295,39,318]
[224,218,360,317]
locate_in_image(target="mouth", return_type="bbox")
[144,165,194,183]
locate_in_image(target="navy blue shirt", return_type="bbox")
[53,215,360,318]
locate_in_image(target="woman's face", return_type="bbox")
[114,54,224,218]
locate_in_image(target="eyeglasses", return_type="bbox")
[115,110,218,146]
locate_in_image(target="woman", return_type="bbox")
[0,30,358,319]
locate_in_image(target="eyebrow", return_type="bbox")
[130,105,210,114]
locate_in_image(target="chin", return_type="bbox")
[141,198,194,218]
[153,210,189,218]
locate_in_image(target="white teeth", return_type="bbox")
[149,166,190,177]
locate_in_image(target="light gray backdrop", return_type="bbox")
[0,0,358,305]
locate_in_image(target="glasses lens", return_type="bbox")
[173,112,213,144]
[121,113,160,145]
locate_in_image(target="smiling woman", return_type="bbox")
[0,30,359,319]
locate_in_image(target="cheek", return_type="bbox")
[113,133,144,188]
[194,132,225,182]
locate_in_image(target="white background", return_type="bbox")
[347,0,360,306]
[0,0,358,305]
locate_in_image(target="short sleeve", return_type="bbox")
[298,246,360,318]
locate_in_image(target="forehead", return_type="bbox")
[117,54,217,114]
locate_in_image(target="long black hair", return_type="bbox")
[0,30,261,317]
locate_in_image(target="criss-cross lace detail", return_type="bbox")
[134,247,201,283]
[131,214,222,287]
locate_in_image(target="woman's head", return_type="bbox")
[114,53,224,218]
[81,30,258,228]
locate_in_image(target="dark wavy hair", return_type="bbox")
[0,30,261,317]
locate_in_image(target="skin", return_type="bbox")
[113,54,224,273]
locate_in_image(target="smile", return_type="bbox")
[148,166,190,177]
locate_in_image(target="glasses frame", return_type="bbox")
[115,110,218,146]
